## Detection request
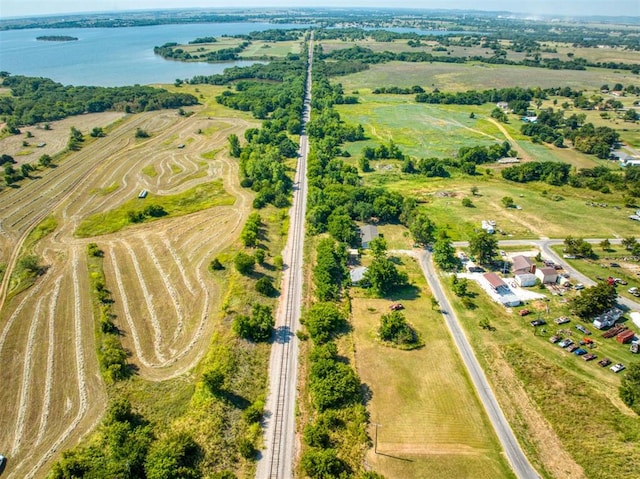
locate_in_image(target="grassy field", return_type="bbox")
[351,254,514,479]
[336,61,640,94]
[167,38,300,59]
[444,272,640,479]
[75,179,234,237]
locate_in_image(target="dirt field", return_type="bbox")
[0,104,255,477]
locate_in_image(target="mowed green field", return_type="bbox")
[336,94,635,240]
[351,256,514,479]
[336,61,639,93]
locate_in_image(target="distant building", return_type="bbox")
[483,272,521,306]
[496,101,509,110]
[360,225,379,249]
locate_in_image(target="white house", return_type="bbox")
[515,273,537,287]
[535,267,558,284]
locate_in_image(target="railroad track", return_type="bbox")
[257,37,313,479]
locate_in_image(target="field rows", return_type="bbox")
[0,105,254,476]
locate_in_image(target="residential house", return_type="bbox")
[483,272,521,306]
[360,225,379,249]
[535,267,557,284]
[512,255,536,275]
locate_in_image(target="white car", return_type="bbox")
[610,363,626,373]
[575,283,585,290]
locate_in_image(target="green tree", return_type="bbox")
[228,133,241,157]
[378,310,417,346]
[135,127,150,139]
[571,282,617,319]
[432,231,459,271]
[145,433,201,479]
[90,126,106,137]
[491,107,508,122]
[301,448,346,479]
[470,185,479,196]
[600,239,611,251]
[622,236,637,251]
[409,213,435,245]
[502,196,515,208]
[469,231,498,265]
[619,362,640,415]
[39,154,53,168]
[255,276,276,296]
[461,197,473,207]
[369,236,388,259]
[210,257,224,270]
[234,252,255,275]
[624,109,638,122]
[364,255,408,297]
[304,302,345,344]
[451,274,469,297]
[233,303,274,342]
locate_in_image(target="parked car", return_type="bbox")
[389,303,405,311]
[574,348,588,356]
[610,363,626,373]
[576,324,591,335]
[574,283,585,290]
[530,319,546,327]
[558,339,573,348]
[567,344,580,352]
[583,353,597,361]
[554,316,570,324]
[549,335,562,344]
[598,358,612,367]
[614,278,628,285]
[519,309,531,317]
[0,454,5,474]
[610,262,620,267]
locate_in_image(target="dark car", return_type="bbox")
[0,454,6,474]
[530,319,546,327]
[610,262,620,267]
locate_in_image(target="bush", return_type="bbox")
[462,197,474,207]
[378,311,419,347]
[232,303,274,342]
[234,252,255,275]
[304,302,345,344]
[301,448,347,479]
[210,257,224,270]
[255,276,276,296]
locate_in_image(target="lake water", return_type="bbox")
[0,22,303,87]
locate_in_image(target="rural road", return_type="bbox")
[413,249,541,479]
[255,36,313,479]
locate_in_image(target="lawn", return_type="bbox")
[351,254,514,479]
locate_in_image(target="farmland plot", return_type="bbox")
[0,106,254,477]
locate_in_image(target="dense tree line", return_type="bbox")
[208,58,306,208]
[190,55,305,84]
[414,85,579,106]
[49,399,203,479]
[0,74,198,128]
[501,162,571,185]
[154,41,250,62]
[519,108,620,159]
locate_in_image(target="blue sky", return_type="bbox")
[1,1,639,18]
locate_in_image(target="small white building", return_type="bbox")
[535,267,557,284]
[515,273,537,287]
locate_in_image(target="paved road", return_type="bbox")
[255,36,313,479]
[413,250,541,479]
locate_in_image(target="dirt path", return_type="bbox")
[487,118,533,161]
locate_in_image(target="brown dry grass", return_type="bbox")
[0,101,257,477]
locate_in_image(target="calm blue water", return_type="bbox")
[0,22,303,86]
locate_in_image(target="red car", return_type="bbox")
[519,309,530,316]
[390,303,404,311]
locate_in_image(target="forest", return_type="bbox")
[0,74,198,129]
